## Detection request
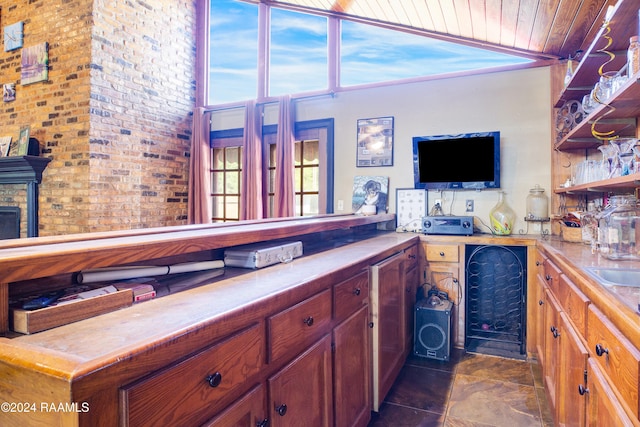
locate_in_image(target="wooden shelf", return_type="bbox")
[554,173,640,194]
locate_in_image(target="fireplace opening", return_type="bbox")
[465,245,527,359]
[0,207,20,240]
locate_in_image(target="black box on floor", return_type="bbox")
[414,298,452,361]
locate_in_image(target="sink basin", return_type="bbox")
[584,267,640,287]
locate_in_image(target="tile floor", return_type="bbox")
[368,349,554,427]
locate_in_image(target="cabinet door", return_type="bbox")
[586,359,638,427]
[371,252,405,412]
[534,272,547,367]
[268,334,333,427]
[202,384,266,427]
[543,289,562,419]
[557,312,588,427]
[333,305,371,427]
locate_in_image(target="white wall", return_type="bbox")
[213,65,553,234]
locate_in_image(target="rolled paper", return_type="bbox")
[77,260,225,284]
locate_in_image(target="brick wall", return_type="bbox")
[0,0,196,236]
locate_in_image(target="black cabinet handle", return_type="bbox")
[276,404,287,416]
[550,326,559,338]
[539,300,544,306]
[545,274,551,281]
[353,288,361,296]
[256,419,269,427]
[595,343,609,357]
[408,254,416,259]
[303,316,314,326]
[578,384,589,396]
[206,372,222,388]
[368,322,374,328]
[536,260,541,266]
[439,251,445,257]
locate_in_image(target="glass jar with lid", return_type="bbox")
[596,194,640,260]
[526,184,549,220]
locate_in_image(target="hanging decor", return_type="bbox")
[590,17,618,142]
[21,42,49,85]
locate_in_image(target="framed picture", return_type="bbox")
[352,175,389,214]
[356,116,394,167]
[3,83,16,102]
[0,136,11,157]
[396,188,427,232]
[4,21,23,52]
[17,126,30,156]
[21,42,48,85]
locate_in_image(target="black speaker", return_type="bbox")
[414,299,452,361]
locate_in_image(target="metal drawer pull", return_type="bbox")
[439,251,445,257]
[595,343,609,357]
[550,326,559,338]
[303,316,314,326]
[257,418,269,427]
[539,300,544,306]
[206,371,222,388]
[276,403,287,416]
[353,288,361,296]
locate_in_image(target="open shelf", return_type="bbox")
[555,172,640,194]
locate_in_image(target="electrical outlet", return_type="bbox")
[337,200,344,211]
[434,199,442,207]
[466,200,474,212]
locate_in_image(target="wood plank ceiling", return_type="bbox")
[260,0,619,61]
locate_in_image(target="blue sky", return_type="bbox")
[209,0,531,105]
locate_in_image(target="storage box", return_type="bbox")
[224,241,303,269]
[11,288,133,334]
[561,224,582,243]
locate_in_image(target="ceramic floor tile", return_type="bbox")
[455,353,534,386]
[385,365,455,414]
[447,374,541,426]
[369,402,444,427]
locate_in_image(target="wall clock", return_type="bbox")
[4,21,23,52]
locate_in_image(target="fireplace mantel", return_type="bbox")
[0,156,51,237]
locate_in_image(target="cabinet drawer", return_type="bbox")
[587,305,640,419]
[557,274,590,337]
[334,270,369,322]
[121,323,264,427]
[268,289,332,362]
[424,244,459,262]
[543,258,561,290]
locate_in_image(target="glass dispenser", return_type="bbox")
[596,194,640,260]
[526,184,549,220]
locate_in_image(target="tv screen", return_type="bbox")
[412,131,500,190]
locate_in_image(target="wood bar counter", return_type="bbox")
[0,214,419,426]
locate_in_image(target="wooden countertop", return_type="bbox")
[0,232,418,393]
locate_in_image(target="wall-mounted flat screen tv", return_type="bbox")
[412,131,500,190]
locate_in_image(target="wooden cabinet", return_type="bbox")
[534,251,548,365]
[268,334,333,427]
[403,245,418,354]
[422,242,462,347]
[557,311,589,426]
[121,323,265,427]
[585,358,639,427]
[543,287,562,417]
[333,270,371,427]
[551,0,640,214]
[202,385,267,427]
[371,251,406,412]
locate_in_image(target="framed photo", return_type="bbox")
[17,126,30,156]
[0,136,11,157]
[21,42,48,85]
[356,116,394,167]
[352,175,389,214]
[3,83,15,102]
[395,188,427,232]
